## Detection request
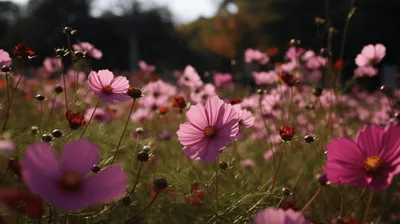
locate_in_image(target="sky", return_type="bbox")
[2,0,222,24]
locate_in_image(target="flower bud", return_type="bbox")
[304,135,315,143]
[42,134,52,142]
[127,87,143,99]
[35,94,45,101]
[1,65,11,73]
[92,165,101,173]
[122,195,131,205]
[219,161,228,170]
[380,85,393,96]
[313,88,323,97]
[282,187,291,196]
[51,129,63,138]
[142,145,151,151]
[62,27,77,35]
[317,173,330,186]
[256,89,265,95]
[135,127,144,134]
[55,48,69,57]
[154,178,168,190]
[54,85,63,94]
[74,51,85,59]
[31,126,39,135]
[137,151,149,162]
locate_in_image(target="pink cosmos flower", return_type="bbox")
[178,65,203,90]
[43,57,62,74]
[130,107,153,122]
[241,159,256,168]
[0,49,12,69]
[354,66,378,77]
[285,46,305,60]
[254,208,308,224]
[190,83,216,105]
[264,148,277,161]
[138,60,156,73]
[355,44,386,67]
[88,69,130,103]
[233,105,255,128]
[245,49,269,64]
[84,108,111,122]
[252,71,278,85]
[73,42,102,59]
[213,73,232,87]
[324,125,400,190]
[0,140,15,156]
[177,95,239,162]
[21,139,128,211]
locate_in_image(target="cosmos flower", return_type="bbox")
[254,208,308,224]
[354,66,378,78]
[0,49,12,69]
[279,125,295,141]
[0,188,44,219]
[178,65,203,90]
[177,95,239,162]
[73,42,102,59]
[355,44,386,67]
[324,125,400,190]
[213,73,233,87]
[279,71,296,87]
[66,110,86,130]
[21,139,128,211]
[138,60,156,73]
[245,49,269,64]
[84,107,111,122]
[13,43,35,59]
[252,71,278,86]
[172,96,186,110]
[233,105,255,128]
[88,69,130,103]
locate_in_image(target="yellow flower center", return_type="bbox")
[204,126,215,138]
[363,156,382,173]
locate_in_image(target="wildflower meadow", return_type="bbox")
[1,9,400,224]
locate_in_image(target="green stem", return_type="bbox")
[301,187,322,212]
[292,143,312,192]
[128,162,143,196]
[124,192,159,224]
[347,188,366,215]
[1,72,23,135]
[363,190,374,223]
[79,99,101,139]
[270,143,286,191]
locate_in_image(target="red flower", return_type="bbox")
[172,96,186,110]
[66,110,86,130]
[0,188,44,219]
[185,184,205,207]
[278,71,296,87]
[158,107,169,115]
[279,125,295,141]
[334,59,344,70]
[13,43,35,58]
[280,200,298,211]
[266,47,279,56]
[229,98,242,105]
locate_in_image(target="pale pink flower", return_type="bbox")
[138,60,156,73]
[43,57,62,74]
[190,83,216,104]
[354,66,378,77]
[252,71,278,85]
[233,105,255,128]
[213,73,232,87]
[88,70,130,103]
[254,208,308,224]
[245,49,269,64]
[73,42,102,59]
[0,49,12,69]
[355,44,386,67]
[84,108,111,122]
[0,140,15,156]
[241,159,256,168]
[178,65,203,90]
[177,95,239,162]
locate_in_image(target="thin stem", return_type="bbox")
[347,188,366,215]
[215,161,219,209]
[66,34,78,111]
[0,168,9,185]
[386,95,395,115]
[5,73,10,106]
[124,192,159,224]
[287,87,293,124]
[301,187,322,212]
[39,101,43,137]
[111,99,136,163]
[363,190,374,223]
[79,99,101,139]
[1,72,23,135]
[270,143,286,191]
[128,162,143,196]
[292,143,312,192]
[338,186,345,217]
[60,60,69,111]
[44,95,57,130]
[258,95,276,168]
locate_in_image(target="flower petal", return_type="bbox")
[355,125,385,157]
[177,122,205,146]
[204,95,225,126]
[61,139,99,176]
[186,103,208,130]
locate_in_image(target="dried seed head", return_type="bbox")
[219,161,228,170]
[137,151,149,162]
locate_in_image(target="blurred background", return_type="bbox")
[0,0,399,87]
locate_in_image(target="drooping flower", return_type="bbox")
[324,125,400,190]
[88,69,130,103]
[73,42,102,59]
[279,125,295,141]
[177,95,239,162]
[172,96,186,110]
[13,43,35,59]
[66,110,86,129]
[355,44,386,67]
[21,139,128,211]
[254,208,308,224]
[0,188,44,219]
[279,71,296,87]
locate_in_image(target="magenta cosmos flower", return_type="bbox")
[355,44,386,67]
[177,95,239,162]
[254,208,308,224]
[21,139,128,211]
[88,69,130,103]
[324,125,400,190]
